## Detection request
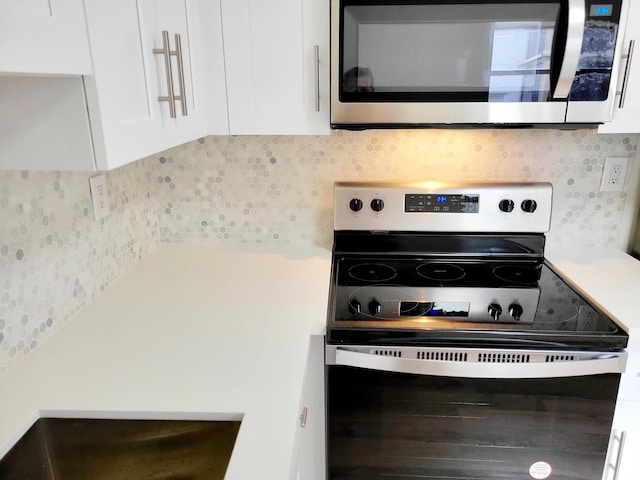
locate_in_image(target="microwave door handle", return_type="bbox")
[552,0,586,98]
[618,40,636,108]
[333,348,626,379]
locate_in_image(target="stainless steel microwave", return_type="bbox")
[331,0,629,129]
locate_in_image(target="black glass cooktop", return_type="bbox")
[327,233,628,351]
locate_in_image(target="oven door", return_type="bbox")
[326,345,626,480]
[331,0,624,127]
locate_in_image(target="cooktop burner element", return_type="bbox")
[327,182,628,351]
[492,264,541,284]
[416,263,466,281]
[347,263,397,282]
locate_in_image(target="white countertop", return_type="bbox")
[1,242,639,478]
[545,246,640,335]
[0,243,331,479]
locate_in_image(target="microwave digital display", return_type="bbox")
[590,5,613,16]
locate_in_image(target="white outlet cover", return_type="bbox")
[600,156,629,192]
[89,174,109,221]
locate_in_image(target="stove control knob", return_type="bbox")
[521,199,538,213]
[509,303,524,321]
[348,299,361,317]
[349,198,364,212]
[368,299,382,316]
[488,303,503,321]
[370,198,385,212]
[499,199,515,213]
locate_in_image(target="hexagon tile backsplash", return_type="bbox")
[0,129,638,373]
[0,158,160,374]
[153,129,638,250]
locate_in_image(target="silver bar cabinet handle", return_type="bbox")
[314,45,320,112]
[153,31,177,118]
[553,0,585,98]
[174,33,188,116]
[612,430,627,480]
[619,40,635,109]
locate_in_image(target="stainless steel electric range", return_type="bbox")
[325,182,628,480]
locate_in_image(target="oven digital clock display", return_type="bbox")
[405,193,479,213]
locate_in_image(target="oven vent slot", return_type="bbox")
[416,351,468,362]
[545,354,577,362]
[372,349,403,357]
[478,353,531,363]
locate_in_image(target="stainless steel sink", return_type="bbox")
[0,418,241,480]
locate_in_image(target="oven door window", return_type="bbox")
[327,366,619,479]
[339,1,563,103]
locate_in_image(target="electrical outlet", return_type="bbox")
[600,156,628,192]
[89,174,109,221]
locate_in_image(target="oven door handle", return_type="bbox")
[331,348,626,379]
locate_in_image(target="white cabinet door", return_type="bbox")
[602,340,640,480]
[599,1,640,133]
[292,335,326,480]
[82,0,162,170]
[603,402,640,480]
[187,0,229,135]
[221,0,330,135]
[0,0,92,75]
[85,0,226,170]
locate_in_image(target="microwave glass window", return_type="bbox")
[341,3,561,102]
[489,22,554,101]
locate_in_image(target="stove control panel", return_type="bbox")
[335,182,552,233]
[335,286,540,325]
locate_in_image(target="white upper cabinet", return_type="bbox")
[599,1,640,133]
[0,0,228,172]
[0,0,328,172]
[84,0,228,170]
[221,0,330,135]
[0,0,92,75]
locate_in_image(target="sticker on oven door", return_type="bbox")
[529,461,552,479]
